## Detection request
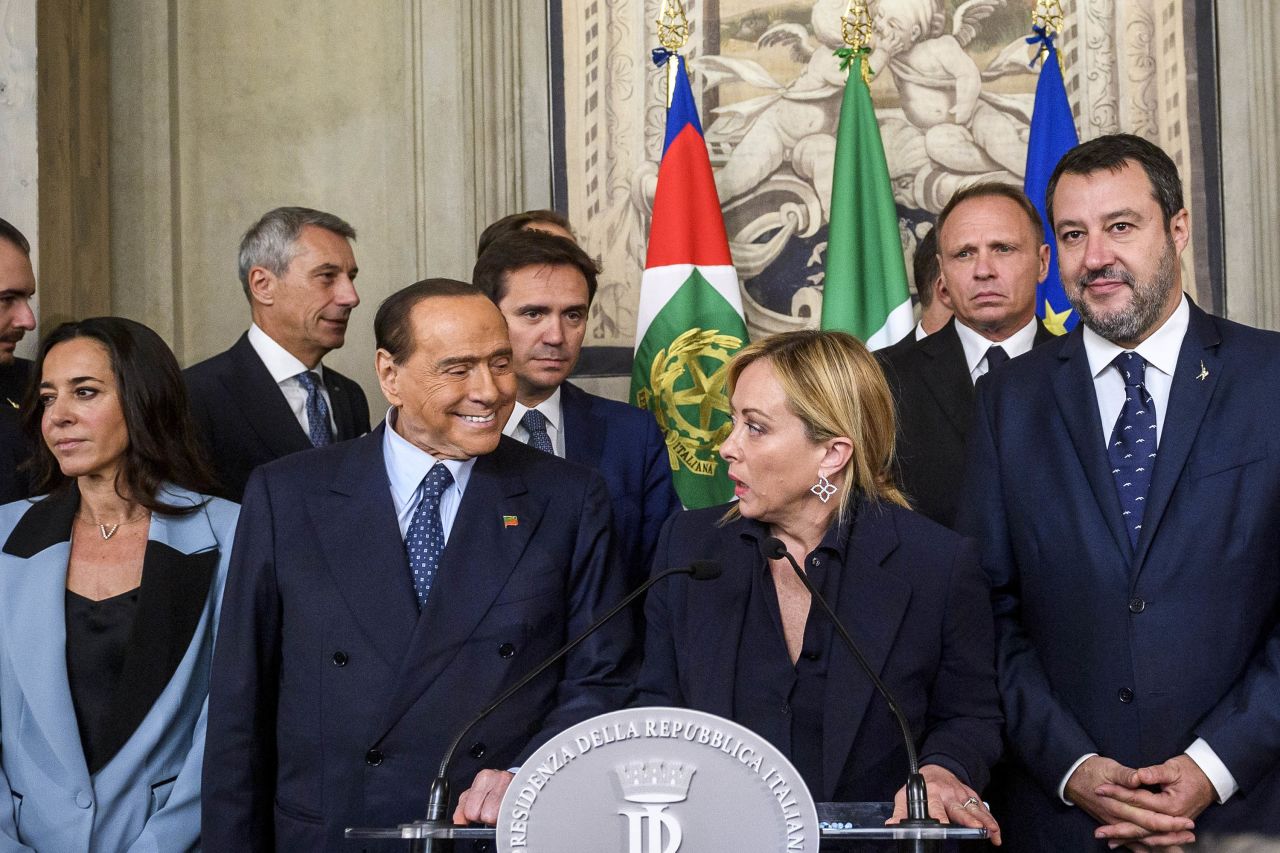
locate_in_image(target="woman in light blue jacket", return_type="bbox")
[0,317,237,852]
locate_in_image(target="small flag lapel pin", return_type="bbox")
[503,515,519,528]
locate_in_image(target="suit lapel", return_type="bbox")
[1,489,91,787]
[1131,304,1222,575]
[375,439,543,740]
[1032,320,1058,347]
[821,506,911,800]
[560,382,606,469]
[310,428,420,669]
[95,492,218,773]
[1051,331,1133,566]
[222,334,312,457]
[323,371,358,441]
[918,322,975,438]
[683,530,755,719]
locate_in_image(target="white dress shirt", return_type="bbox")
[954,316,1040,384]
[913,321,928,341]
[1058,294,1236,805]
[503,386,565,458]
[246,323,336,437]
[381,408,476,541]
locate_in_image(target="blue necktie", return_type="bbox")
[1108,353,1158,549]
[521,409,555,455]
[405,463,454,609]
[294,371,334,447]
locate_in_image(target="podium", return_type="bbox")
[347,803,986,849]
[346,708,990,851]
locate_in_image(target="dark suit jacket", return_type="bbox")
[202,428,634,852]
[958,301,1280,847]
[0,358,32,504]
[635,500,1002,802]
[879,326,921,358]
[881,318,1055,528]
[184,333,370,502]
[561,381,680,589]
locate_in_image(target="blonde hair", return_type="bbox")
[725,330,908,524]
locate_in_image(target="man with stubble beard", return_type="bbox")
[0,218,37,503]
[958,133,1280,849]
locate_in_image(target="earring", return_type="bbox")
[810,474,836,503]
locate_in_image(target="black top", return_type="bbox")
[732,516,847,797]
[66,586,141,774]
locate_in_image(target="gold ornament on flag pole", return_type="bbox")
[657,0,690,107]
[840,0,874,85]
[1031,0,1065,68]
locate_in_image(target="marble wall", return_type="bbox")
[0,0,37,360]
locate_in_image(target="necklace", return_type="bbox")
[76,509,151,541]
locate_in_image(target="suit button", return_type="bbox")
[74,790,92,809]
[1118,688,1135,703]
[1128,598,1145,614]
[469,742,487,759]
[498,643,517,658]
[365,748,384,766]
[332,651,349,666]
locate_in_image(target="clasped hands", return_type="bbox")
[1066,754,1215,851]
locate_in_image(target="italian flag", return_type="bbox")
[821,52,913,349]
[631,55,749,510]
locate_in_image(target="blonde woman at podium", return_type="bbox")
[636,330,1003,843]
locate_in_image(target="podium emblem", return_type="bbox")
[497,708,818,853]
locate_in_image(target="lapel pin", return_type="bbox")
[503,515,519,528]
[5,398,16,409]
[1196,360,1209,381]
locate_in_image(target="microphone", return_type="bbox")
[760,536,938,830]
[425,559,724,832]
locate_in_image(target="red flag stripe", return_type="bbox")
[644,124,733,269]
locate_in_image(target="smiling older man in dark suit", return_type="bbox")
[202,279,632,852]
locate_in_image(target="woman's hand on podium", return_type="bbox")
[887,763,1003,846]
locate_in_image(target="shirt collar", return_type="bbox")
[381,407,476,505]
[1082,293,1189,379]
[954,315,1039,375]
[247,323,324,384]
[504,385,563,436]
[736,504,856,566]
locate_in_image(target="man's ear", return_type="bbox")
[375,349,401,408]
[935,267,956,312]
[247,266,276,307]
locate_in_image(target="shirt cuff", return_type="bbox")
[1059,753,1098,805]
[1185,739,1237,804]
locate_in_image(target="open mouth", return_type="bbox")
[458,413,496,425]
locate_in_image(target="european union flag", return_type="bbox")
[1024,28,1079,335]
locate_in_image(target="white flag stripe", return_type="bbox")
[633,263,743,350]
[864,300,915,352]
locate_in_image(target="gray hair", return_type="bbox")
[237,207,356,299]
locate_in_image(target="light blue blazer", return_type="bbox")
[0,485,237,852]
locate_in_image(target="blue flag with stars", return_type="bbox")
[1024,27,1079,335]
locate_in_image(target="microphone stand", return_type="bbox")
[418,560,722,852]
[761,537,941,852]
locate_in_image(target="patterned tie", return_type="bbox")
[405,463,454,609]
[521,409,555,455]
[1108,352,1158,549]
[294,371,334,447]
[984,345,1010,373]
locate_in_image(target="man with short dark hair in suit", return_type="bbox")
[203,279,632,851]
[959,134,1280,849]
[880,183,1055,528]
[0,217,37,504]
[881,226,951,356]
[184,207,370,502]
[473,229,680,590]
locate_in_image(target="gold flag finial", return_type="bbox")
[657,0,689,53]
[840,0,873,84]
[656,0,690,107]
[1031,0,1066,66]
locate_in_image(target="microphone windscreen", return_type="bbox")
[760,536,788,561]
[688,560,723,581]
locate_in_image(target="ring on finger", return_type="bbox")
[959,796,980,809]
